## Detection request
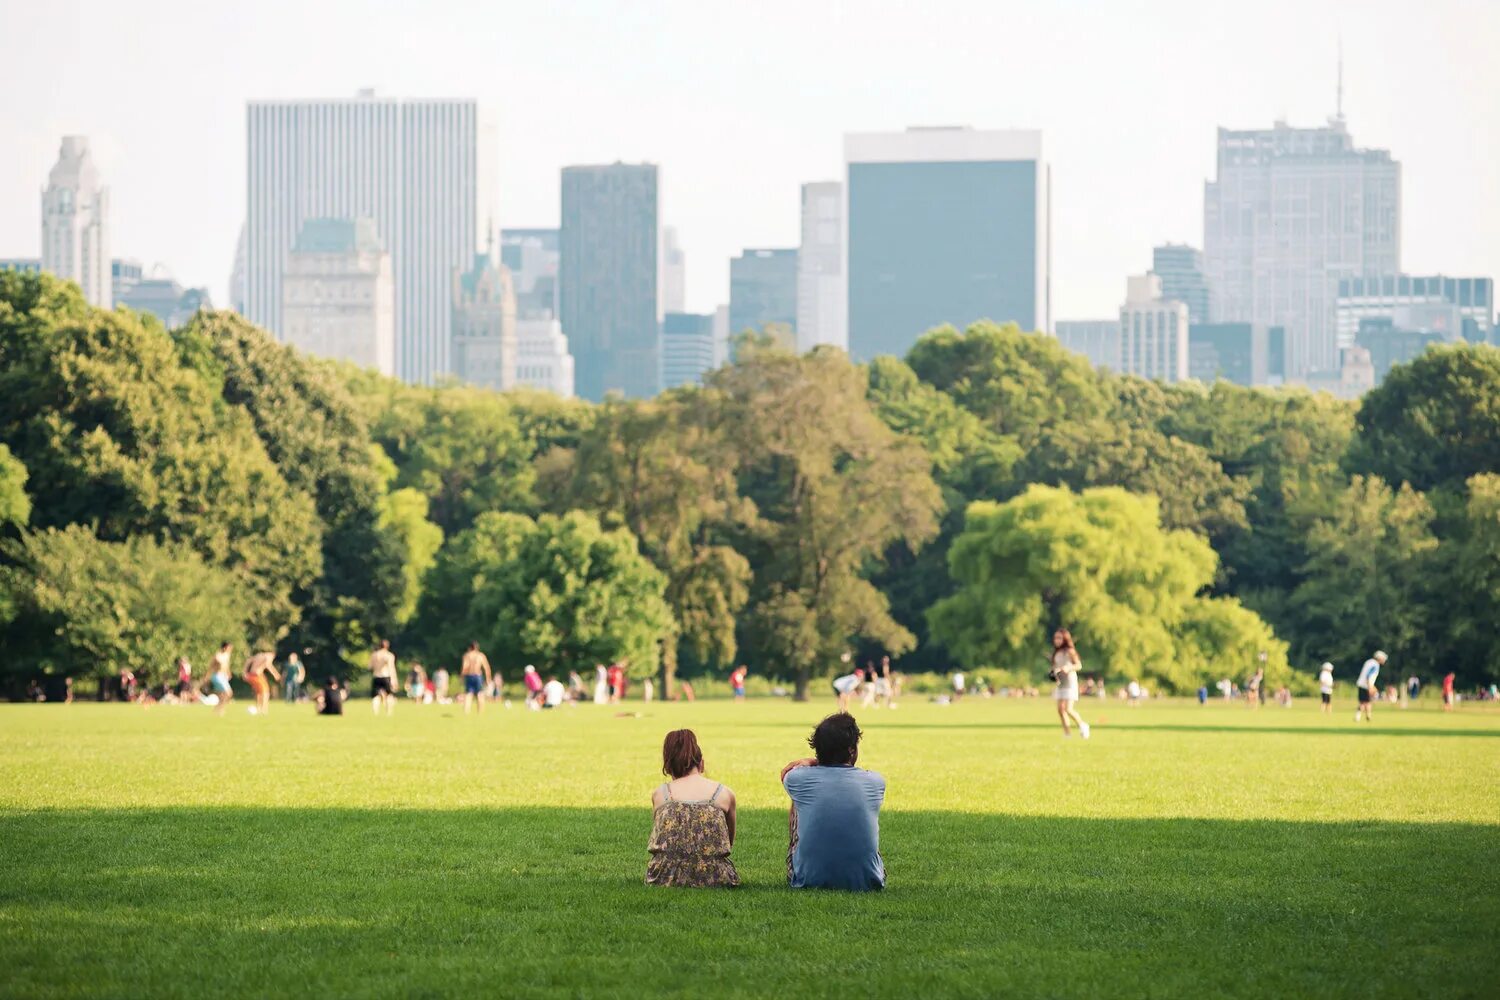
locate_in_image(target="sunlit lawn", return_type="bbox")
[2,693,1497,998]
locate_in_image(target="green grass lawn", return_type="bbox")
[2,694,1498,998]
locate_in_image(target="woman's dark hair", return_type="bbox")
[1053,628,1080,665]
[661,729,705,779]
[808,713,862,766]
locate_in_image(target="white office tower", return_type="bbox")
[41,136,111,307]
[1119,274,1188,382]
[662,226,686,316]
[246,94,491,383]
[844,127,1050,360]
[1204,119,1399,379]
[281,218,395,376]
[712,304,730,368]
[797,181,845,352]
[452,247,518,391]
[516,318,575,398]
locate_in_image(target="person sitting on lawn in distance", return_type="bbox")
[645,729,739,887]
[779,713,886,891]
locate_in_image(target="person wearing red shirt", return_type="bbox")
[1443,672,1456,711]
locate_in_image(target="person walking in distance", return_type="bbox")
[730,665,748,702]
[369,640,398,716]
[1050,629,1090,739]
[283,652,305,703]
[1442,671,1456,712]
[460,641,492,714]
[1355,651,1386,723]
[1318,662,1335,714]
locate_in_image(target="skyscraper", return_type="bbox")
[1336,274,1493,345]
[559,163,660,400]
[1204,118,1400,379]
[500,228,559,319]
[1119,274,1189,383]
[451,246,517,391]
[515,318,575,398]
[845,127,1050,361]
[281,217,395,376]
[1054,320,1121,371]
[662,226,686,316]
[41,136,110,307]
[1151,244,1211,323]
[729,248,798,343]
[661,312,716,389]
[245,93,491,383]
[797,181,845,352]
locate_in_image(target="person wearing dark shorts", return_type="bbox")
[369,640,398,716]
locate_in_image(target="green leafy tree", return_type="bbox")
[1451,474,1500,684]
[1348,342,1500,493]
[2,525,249,687]
[176,311,410,666]
[905,321,1111,444]
[0,272,321,642]
[562,394,750,694]
[930,484,1287,692]
[711,344,943,698]
[0,444,29,530]
[414,511,672,678]
[1289,476,1437,672]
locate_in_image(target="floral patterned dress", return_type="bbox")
[645,783,739,887]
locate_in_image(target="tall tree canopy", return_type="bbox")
[930,485,1287,692]
[711,344,943,698]
[0,272,321,644]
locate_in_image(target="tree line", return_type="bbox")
[2,271,1497,698]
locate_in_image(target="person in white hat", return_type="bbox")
[1355,651,1386,723]
[1318,662,1335,714]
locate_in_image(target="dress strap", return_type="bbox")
[660,782,671,802]
[708,783,723,804]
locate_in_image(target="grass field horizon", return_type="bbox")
[3,696,1498,998]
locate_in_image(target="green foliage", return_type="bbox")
[379,487,443,628]
[0,444,29,529]
[1349,342,1500,492]
[931,485,1287,691]
[905,321,1110,444]
[414,510,672,678]
[174,311,412,665]
[711,344,943,696]
[1289,476,1437,672]
[2,524,248,684]
[0,272,321,643]
[561,394,752,681]
[1451,474,1500,683]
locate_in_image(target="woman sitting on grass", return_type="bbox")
[646,729,739,887]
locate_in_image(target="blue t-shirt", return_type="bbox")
[783,764,886,890]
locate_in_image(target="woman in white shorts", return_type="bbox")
[1050,629,1090,739]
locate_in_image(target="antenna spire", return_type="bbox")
[1336,37,1344,121]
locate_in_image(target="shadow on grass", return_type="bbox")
[730,719,1500,739]
[2,806,1499,998]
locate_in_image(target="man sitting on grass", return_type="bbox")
[779,713,886,891]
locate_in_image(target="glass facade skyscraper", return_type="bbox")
[661,311,716,389]
[845,128,1050,361]
[559,163,660,400]
[729,248,798,342]
[1204,119,1400,379]
[1152,244,1211,323]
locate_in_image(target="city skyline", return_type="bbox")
[2,1,1495,323]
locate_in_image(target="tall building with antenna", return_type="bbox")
[1203,89,1399,378]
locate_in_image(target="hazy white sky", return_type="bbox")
[2,0,1497,318]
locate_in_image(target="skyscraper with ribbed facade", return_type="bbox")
[1204,118,1399,379]
[245,93,491,383]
